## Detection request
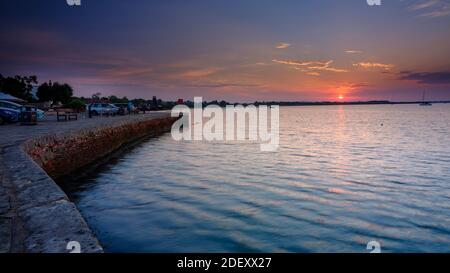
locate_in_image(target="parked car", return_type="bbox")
[0,100,45,121]
[0,107,19,124]
[88,103,119,116]
[138,104,152,113]
[112,102,138,115]
[112,103,129,115]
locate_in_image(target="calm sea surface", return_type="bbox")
[62,105,450,253]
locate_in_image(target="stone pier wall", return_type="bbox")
[24,117,177,179]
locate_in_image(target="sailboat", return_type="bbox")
[419,91,432,106]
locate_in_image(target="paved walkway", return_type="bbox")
[0,111,171,147]
[0,112,171,252]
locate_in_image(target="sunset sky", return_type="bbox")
[1,0,449,102]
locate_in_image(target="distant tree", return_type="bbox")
[37,81,73,104]
[0,74,37,101]
[70,96,86,103]
[68,99,86,111]
[108,95,119,103]
[106,95,127,103]
[55,83,73,104]
[36,82,53,102]
[91,92,102,101]
[132,98,146,106]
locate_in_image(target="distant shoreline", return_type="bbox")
[257,101,450,107]
[182,100,450,108]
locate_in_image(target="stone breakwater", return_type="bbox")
[0,113,176,253]
[25,116,177,179]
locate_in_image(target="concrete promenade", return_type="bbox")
[0,112,173,253]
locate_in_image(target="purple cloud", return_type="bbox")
[399,71,450,84]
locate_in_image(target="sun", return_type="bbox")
[338,95,344,100]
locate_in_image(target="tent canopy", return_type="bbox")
[0,91,27,103]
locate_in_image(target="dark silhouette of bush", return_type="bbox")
[68,99,86,111]
[0,74,37,101]
[37,81,73,105]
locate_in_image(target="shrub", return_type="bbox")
[68,99,86,111]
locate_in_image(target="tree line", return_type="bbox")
[0,74,73,104]
[0,74,174,110]
[0,75,137,109]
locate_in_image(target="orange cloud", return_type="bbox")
[345,50,363,54]
[308,61,348,73]
[275,43,291,49]
[305,71,320,76]
[353,62,394,70]
[179,68,220,78]
[272,59,324,66]
[272,59,348,74]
